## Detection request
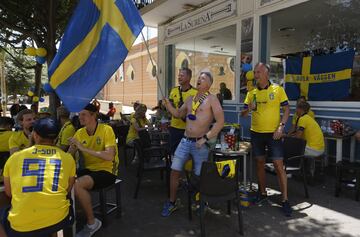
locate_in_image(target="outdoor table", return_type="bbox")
[324,132,356,164]
[211,142,252,188]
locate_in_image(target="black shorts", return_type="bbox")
[77,169,116,190]
[250,131,284,160]
[2,203,74,237]
[169,127,185,155]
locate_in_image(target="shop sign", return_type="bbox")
[165,0,236,38]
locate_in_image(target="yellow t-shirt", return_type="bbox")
[126,117,149,143]
[169,86,197,129]
[244,84,289,133]
[0,130,14,152]
[56,121,76,147]
[9,131,30,151]
[292,109,315,125]
[297,114,325,151]
[73,123,118,175]
[3,145,75,232]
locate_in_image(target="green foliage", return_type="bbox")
[3,48,34,97]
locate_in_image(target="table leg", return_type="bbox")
[71,187,76,237]
[243,154,247,188]
[336,138,343,163]
[324,138,329,166]
[350,136,356,162]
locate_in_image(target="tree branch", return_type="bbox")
[0,45,36,71]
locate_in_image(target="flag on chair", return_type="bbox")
[285,50,355,101]
[48,0,144,112]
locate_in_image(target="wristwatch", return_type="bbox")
[203,134,209,141]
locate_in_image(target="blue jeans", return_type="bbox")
[171,137,209,176]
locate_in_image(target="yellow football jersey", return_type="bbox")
[244,84,289,133]
[0,130,14,152]
[73,123,118,175]
[56,121,76,147]
[292,109,315,125]
[3,145,75,232]
[297,114,325,151]
[8,131,30,151]
[169,86,197,129]
[126,117,149,143]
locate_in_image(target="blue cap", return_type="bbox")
[33,118,59,139]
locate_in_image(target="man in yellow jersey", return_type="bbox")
[56,106,76,152]
[126,104,150,145]
[162,71,224,217]
[293,101,324,157]
[68,104,118,237]
[9,109,35,155]
[241,63,291,217]
[168,68,197,156]
[288,96,315,135]
[0,117,14,170]
[2,118,75,236]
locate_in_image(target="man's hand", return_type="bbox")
[196,138,207,149]
[273,126,284,140]
[68,138,85,152]
[162,98,169,108]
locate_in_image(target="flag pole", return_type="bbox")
[140,31,165,98]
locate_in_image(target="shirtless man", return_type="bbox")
[161,71,224,217]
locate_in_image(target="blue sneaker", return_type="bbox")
[161,201,178,217]
[281,200,292,217]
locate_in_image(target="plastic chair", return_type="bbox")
[133,130,170,199]
[190,160,244,236]
[335,160,360,201]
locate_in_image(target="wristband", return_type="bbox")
[279,122,285,126]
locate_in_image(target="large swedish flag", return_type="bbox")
[48,0,144,112]
[285,51,355,101]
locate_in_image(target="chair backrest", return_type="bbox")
[283,137,306,164]
[138,130,152,148]
[117,124,130,146]
[199,160,238,197]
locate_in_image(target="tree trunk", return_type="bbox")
[34,63,42,112]
[47,0,60,117]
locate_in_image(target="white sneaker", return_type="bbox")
[76,218,102,237]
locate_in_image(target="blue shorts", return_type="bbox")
[171,137,209,176]
[251,131,283,160]
[169,127,185,155]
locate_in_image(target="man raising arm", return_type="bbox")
[161,71,224,217]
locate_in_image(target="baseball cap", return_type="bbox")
[83,103,98,113]
[33,118,59,139]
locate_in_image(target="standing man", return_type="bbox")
[241,63,291,216]
[57,106,76,152]
[168,68,197,157]
[2,118,75,236]
[9,109,35,155]
[68,104,118,237]
[162,71,224,217]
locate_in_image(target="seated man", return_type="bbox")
[106,102,116,119]
[2,118,75,236]
[288,96,315,135]
[68,104,119,237]
[293,101,324,157]
[9,109,35,155]
[126,104,150,145]
[56,106,76,152]
[0,117,14,170]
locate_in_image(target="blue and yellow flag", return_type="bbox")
[48,0,144,112]
[285,51,355,101]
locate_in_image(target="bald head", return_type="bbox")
[196,71,213,92]
[254,62,270,87]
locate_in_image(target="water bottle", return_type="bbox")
[320,120,327,132]
[220,132,226,151]
[252,94,257,111]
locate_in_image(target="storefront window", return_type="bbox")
[174,24,236,101]
[240,17,253,102]
[266,0,360,101]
